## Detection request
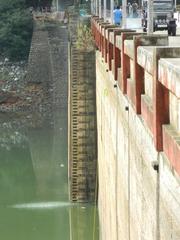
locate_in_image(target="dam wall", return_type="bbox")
[92,17,180,240]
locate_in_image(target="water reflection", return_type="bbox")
[69,204,99,240]
[0,145,36,205]
[0,111,98,240]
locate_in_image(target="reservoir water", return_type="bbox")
[0,109,98,240]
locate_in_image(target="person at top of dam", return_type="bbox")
[113,6,122,25]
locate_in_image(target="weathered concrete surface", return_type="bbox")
[96,51,180,240]
[69,46,97,202]
[159,153,180,240]
[47,23,68,108]
[124,40,134,59]
[26,22,52,85]
[159,58,180,98]
[137,46,153,74]
[158,58,180,168]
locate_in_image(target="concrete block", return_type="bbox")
[130,59,135,81]
[137,46,154,74]
[144,70,153,100]
[159,58,180,98]
[170,92,180,132]
[141,94,153,133]
[124,40,134,59]
[116,35,122,49]
[109,31,114,44]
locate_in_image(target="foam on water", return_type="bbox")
[9,201,74,210]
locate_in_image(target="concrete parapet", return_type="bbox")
[152,47,180,151]
[91,16,104,50]
[158,57,180,175]
[91,16,180,172]
[101,25,116,61]
[125,35,168,114]
[120,32,141,94]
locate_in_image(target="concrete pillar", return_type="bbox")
[94,0,97,15]
[91,0,94,14]
[122,0,127,28]
[110,0,114,23]
[99,0,102,18]
[96,0,98,15]
[104,0,107,21]
[147,0,154,34]
[56,0,58,11]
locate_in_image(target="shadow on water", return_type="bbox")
[0,110,98,240]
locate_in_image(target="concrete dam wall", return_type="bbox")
[92,18,180,240]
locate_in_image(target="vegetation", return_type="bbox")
[26,0,53,9]
[76,23,94,51]
[0,0,33,61]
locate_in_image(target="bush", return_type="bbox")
[76,23,94,51]
[0,0,33,61]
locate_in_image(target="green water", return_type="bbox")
[0,111,98,240]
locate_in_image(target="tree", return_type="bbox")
[0,0,33,61]
[25,0,53,9]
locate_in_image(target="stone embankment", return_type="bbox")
[0,19,68,121]
[0,18,69,152]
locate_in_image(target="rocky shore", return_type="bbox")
[0,19,68,149]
